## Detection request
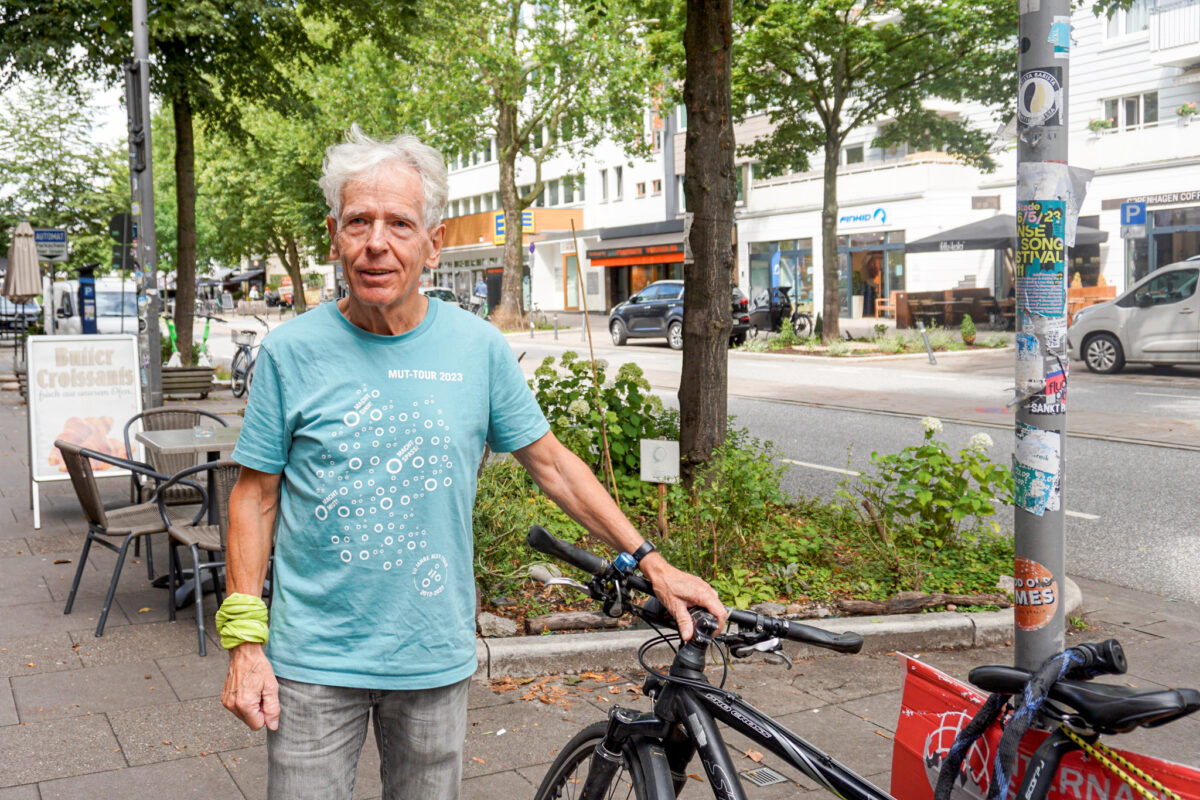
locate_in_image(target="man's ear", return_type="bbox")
[425,223,446,270]
[326,216,340,261]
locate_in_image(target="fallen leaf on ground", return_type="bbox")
[53,559,71,565]
[744,748,763,762]
[137,607,151,614]
[471,757,486,764]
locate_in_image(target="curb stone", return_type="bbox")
[475,578,1080,678]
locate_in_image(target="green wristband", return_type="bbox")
[215,593,270,650]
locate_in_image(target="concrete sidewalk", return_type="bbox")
[1,363,1197,798]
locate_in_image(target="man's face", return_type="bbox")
[326,163,445,311]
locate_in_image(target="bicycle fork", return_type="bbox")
[581,707,673,800]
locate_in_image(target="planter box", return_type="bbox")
[161,366,216,399]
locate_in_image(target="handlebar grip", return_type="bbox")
[526,526,608,576]
[1067,639,1127,677]
[782,621,864,653]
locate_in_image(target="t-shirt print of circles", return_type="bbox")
[312,387,456,572]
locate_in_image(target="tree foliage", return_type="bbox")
[0,79,127,271]
[400,0,655,324]
[734,0,1017,340]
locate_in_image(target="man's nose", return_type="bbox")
[365,220,389,251]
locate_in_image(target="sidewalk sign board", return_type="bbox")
[25,334,142,529]
[33,228,69,262]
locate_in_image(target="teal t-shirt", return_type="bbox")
[232,299,548,689]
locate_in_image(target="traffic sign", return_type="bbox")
[109,212,136,244]
[33,228,68,262]
[1120,201,1147,226]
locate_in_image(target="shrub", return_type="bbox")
[827,339,850,356]
[960,314,977,344]
[528,353,671,501]
[873,323,888,339]
[737,335,769,353]
[980,333,1009,348]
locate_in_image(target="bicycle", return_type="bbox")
[525,526,1200,800]
[230,313,269,398]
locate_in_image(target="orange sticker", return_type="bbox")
[1014,557,1058,631]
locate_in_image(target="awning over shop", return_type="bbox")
[225,268,265,283]
[905,214,1108,253]
[587,219,686,268]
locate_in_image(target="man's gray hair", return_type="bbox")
[319,124,448,230]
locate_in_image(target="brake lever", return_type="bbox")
[541,577,590,593]
[730,637,793,669]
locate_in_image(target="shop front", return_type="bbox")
[1127,205,1200,284]
[837,231,906,317]
[585,219,685,306]
[748,239,813,311]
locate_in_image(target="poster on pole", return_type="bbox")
[26,335,142,486]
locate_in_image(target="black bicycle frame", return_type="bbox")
[656,684,897,800]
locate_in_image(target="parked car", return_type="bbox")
[608,280,751,350]
[0,297,40,330]
[419,285,459,304]
[1068,259,1200,374]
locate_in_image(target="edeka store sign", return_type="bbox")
[838,207,890,227]
[26,335,142,483]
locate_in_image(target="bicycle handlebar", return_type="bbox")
[526,525,863,655]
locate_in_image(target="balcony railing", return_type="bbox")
[1150,0,1200,66]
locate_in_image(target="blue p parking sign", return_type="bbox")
[1120,202,1147,226]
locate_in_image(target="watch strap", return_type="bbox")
[631,541,657,564]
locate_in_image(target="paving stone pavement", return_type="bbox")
[2,369,1198,798]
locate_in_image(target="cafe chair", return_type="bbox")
[122,407,229,504]
[56,439,207,638]
[155,460,241,656]
[122,407,228,577]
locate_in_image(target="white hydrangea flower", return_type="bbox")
[567,399,590,417]
[968,432,994,452]
[921,416,943,435]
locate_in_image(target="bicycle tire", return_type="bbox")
[244,356,257,396]
[230,349,249,398]
[792,313,813,338]
[534,721,669,800]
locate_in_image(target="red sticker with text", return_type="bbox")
[1014,557,1058,631]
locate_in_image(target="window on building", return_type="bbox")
[600,169,608,202]
[450,199,459,218]
[492,191,500,209]
[532,125,543,150]
[652,128,663,152]
[1107,0,1149,37]
[1105,91,1158,130]
[735,165,746,205]
[548,179,560,206]
[636,181,647,198]
[843,145,865,165]
[652,179,662,195]
[677,175,687,212]
[575,173,584,202]
[677,104,687,130]
[615,166,623,200]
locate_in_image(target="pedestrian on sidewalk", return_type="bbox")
[217,124,725,800]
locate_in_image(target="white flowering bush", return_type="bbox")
[529,353,671,497]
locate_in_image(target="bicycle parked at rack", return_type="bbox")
[230,313,269,398]
[525,526,1200,800]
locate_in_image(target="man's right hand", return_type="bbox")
[222,642,279,731]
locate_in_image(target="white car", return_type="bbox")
[1068,259,1200,374]
[418,286,458,304]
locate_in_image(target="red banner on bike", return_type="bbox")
[891,654,1200,800]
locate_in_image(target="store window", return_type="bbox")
[748,239,814,309]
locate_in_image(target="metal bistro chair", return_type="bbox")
[123,407,229,576]
[56,440,207,637]
[156,460,241,656]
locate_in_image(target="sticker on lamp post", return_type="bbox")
[640,439,680,484]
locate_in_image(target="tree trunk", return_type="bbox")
[172,92,197,363]
[820,132,841,342]
[494,101,525,329]
[679,0,735,479]
[284,234,307,313]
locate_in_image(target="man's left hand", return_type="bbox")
[638,553,726,640]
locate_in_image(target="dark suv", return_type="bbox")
[608,280,751,350]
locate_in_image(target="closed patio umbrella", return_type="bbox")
[4,221,43,358]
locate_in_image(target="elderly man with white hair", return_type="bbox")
[216,126,725,800]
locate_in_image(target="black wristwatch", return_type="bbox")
[631,541,657,565]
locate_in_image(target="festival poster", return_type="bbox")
[1016,200,1066,321]
[26,335,142,482]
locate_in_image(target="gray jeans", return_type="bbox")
[267,675,470,800]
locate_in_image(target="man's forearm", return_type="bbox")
[225,474,279,598]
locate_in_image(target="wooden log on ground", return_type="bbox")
[838,591,1011,616]
[526,611,622,634]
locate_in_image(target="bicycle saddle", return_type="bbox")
[969,665,1200,735]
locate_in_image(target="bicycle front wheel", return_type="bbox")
[230,349,249,398]
[534,721,668,800]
